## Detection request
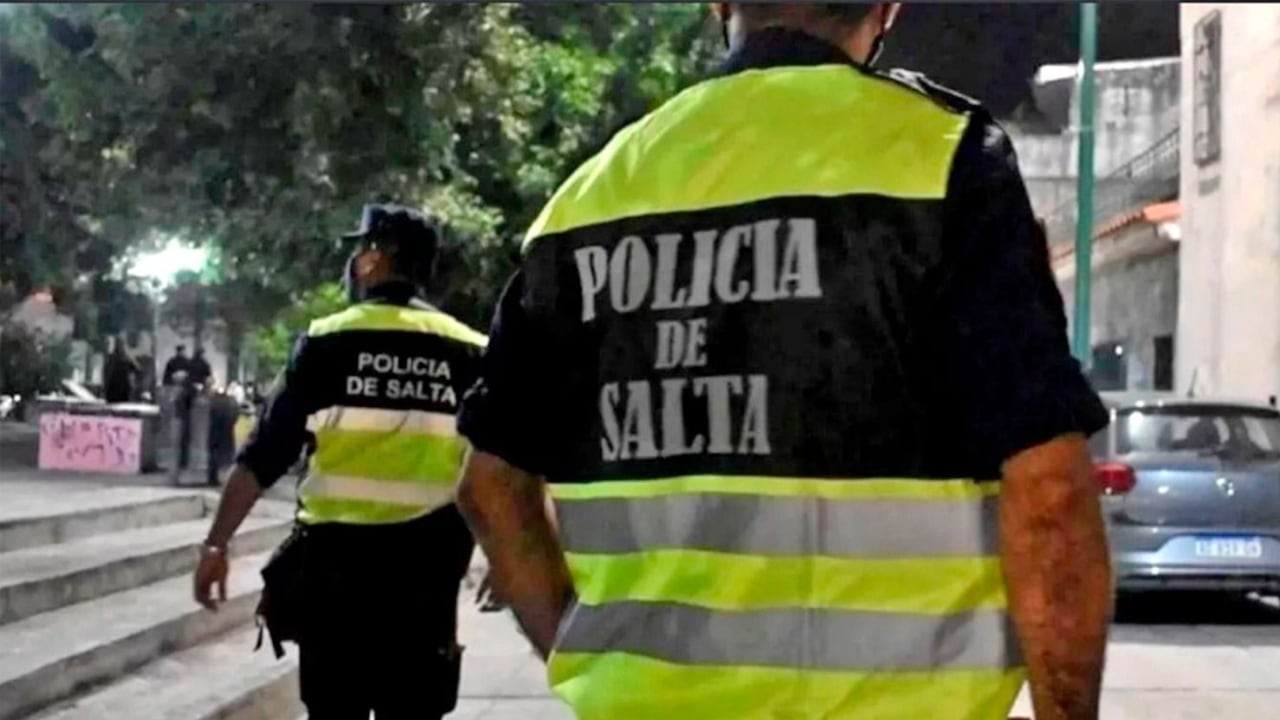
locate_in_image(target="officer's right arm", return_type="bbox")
[456,272,574,659]
[204,334,315,549]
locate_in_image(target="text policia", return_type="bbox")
[572,217,822,462]
[346,352,458,406]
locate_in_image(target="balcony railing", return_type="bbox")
[1045,127,1180,243]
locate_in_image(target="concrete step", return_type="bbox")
[27,626,299,720]
[0,517,289,627]
[0,553,275,720]
[0,493,206,553]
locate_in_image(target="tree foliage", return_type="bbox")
[2,3,718,378]
[247,282,347,382]
[0,321,73,399]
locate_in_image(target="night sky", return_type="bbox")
[881,3,1180,116]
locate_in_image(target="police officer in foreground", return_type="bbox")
[194,203,485,719]
[456,4,1111,720]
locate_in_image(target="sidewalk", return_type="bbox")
[454,598,571,720]
[0,466,569,718]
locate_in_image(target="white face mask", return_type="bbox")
[865,31,886,67]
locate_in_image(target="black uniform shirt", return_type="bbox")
[238,280,478,589]
[459,29,1108,483]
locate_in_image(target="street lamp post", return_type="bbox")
[1073,2,1099,368]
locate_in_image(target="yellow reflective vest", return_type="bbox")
[297,301,486,525]
[506,36,1029,720]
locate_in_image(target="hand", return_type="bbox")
[475,572,506,612]
[193,545,229,611]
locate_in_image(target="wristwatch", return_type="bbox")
[200,541,228,555]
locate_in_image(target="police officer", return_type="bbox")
[194,203,485,719]
[456,5,1112,720]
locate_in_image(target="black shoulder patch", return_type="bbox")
[874,68,985,116]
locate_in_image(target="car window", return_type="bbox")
[1116,405,1280,457]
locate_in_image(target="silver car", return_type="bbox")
[1093,392,1280,595]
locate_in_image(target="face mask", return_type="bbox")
[341,253,361,303]
[865,31,886,67]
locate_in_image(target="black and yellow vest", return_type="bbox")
[299,301,486,525]
[519,50,1024,720]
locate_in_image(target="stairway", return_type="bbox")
[0,483,300,720]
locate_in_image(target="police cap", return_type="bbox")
[341,203,442,288]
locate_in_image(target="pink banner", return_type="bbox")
[38,412,142,475]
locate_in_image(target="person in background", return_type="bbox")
[193,203,486,719]
[206,383,239,487]
[190,346,213,390]
[102,336,138,404]
[162,344,192,387]
[163,344,203,481]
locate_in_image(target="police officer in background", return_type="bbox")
[194,203,486,719]
[456,4,1111,720]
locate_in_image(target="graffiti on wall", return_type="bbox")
[38,413,142,474]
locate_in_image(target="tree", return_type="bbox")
[247,282,347,382]
[0,321,72,400]
[3,4,719,382]
[0,10,116,315]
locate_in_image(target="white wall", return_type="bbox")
[1177,4,1280,399]
[1008,57,1181,225]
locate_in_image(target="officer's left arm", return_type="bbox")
[935,114,1111,720]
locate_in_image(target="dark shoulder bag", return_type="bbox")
[254,524,307,659]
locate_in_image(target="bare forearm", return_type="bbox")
[457,450,573,659]
[204,464,263,548]
[1000,435,1112,720]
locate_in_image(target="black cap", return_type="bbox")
[342,203,439,246]
[341,203,442,291]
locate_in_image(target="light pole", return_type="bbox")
[1073,2,1099,368]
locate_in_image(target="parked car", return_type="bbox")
[1092,392,1280,596]
[0,394,17,420]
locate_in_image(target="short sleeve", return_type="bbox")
[458,271,565,476]
[236,332,316,489]
[937,114,1109,469]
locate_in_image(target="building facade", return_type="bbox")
[1009,56,1183,392]
[1176,3,1280,399]
[1008,57,1180,236]
[1056,203,1181,392]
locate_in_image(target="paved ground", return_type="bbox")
[458,594,1280,720]
[453,599,571,720]
[6,468,1280,719]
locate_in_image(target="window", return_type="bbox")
[1091,342,1127,392]
[1115,405,1280,458]
[1153,335,1174,391]
[1193,11,1222,166]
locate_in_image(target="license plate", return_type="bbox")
[1194,536,1264,559]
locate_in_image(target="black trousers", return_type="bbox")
[298,507,475,719]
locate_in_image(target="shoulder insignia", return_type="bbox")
[873,68,985,116]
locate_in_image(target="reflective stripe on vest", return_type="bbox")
[297,303,482,526]
[298,407,467,525]
[547,477,1023,720]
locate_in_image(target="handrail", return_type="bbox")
[1043,127,1180,240]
